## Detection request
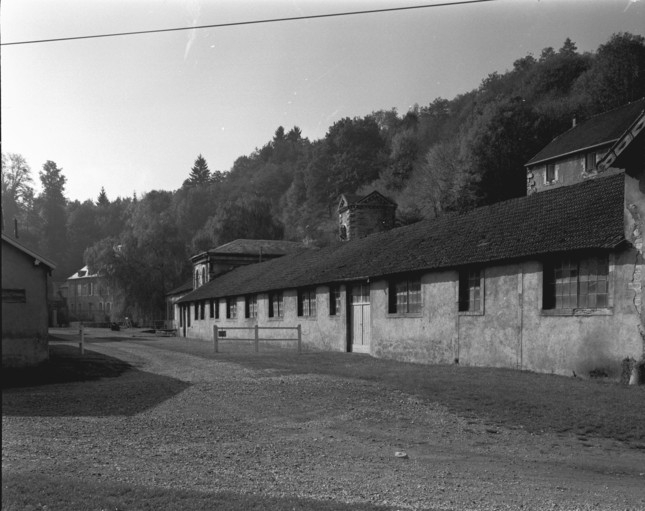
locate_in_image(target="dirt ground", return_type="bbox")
[3,330,645,511]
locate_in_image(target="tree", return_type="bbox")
[37,160,68,271]
[1,153,34,233]
[97,187,109,206]
[184,154,211,186]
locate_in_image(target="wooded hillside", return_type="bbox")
[3,33,644,322]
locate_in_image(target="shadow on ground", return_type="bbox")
[2,344,190,418]
[2,473,411,511]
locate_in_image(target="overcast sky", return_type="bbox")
[2,0,644,202]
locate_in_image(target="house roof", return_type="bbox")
[526,98,645,166]
[179,172,626,303]
[191,239,308,262]
[167,278,194,296]
[338,191,396,211]
[67,266,98,280]
[1,233,57,270]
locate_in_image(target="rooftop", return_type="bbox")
[179,172,626,303]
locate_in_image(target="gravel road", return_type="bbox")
[3,334,645,511]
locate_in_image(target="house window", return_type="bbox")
[202,267,206,286]
[329,285,341,316]
[106,302,111,313]
[226,297,237,319]
[214,298,219,319]
[545,164,556,183]
[210,299,215,318]
[200,301,205,320]
[269,291,284,318]
[99,302,104,311]
[459,268,483,313]
[388,278,422,314]
[543,254,609,310]
[298,289,317,317]
[245,295,258,319]
[194,270,200,288]
[585,152,597,172]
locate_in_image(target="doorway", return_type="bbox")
[349,282,371,353]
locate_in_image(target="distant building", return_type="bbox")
[338,191,397,241]
[66,266,116,323]
[2,232,56,367]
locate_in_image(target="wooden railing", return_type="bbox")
[213,324,302,354]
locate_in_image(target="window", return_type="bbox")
[226,297,237,319]
[200,301,205,320]
[214,298,219,319]
[546,163,556,183]
[543,254,609,310]
[459,268,483,313]
[329,285,341,316]
[245,295,258,318]
[194,302,199,320]
[269,291,284,318]
[210,299,215,318]
[99,302,104,311]
[194,270,200,288]
[585,152,597,172]
[106,302,111,313]
[388,278,422,314]
[298,289,317,317]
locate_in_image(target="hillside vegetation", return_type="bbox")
[2,33,644,322]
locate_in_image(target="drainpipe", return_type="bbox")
[518,263,524,370]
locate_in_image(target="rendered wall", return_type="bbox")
[2,243,50,367]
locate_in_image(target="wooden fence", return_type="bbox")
[213,324,302,354]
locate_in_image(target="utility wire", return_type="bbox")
[2,0,496,47]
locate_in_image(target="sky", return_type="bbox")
[1,0,644,203]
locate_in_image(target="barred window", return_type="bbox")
[298,289,317,317]
[459,269,482,312]
[269,291,284,318]
[544,255,609,310]
[388,278,422,314]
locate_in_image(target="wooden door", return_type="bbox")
[350,282,371,353]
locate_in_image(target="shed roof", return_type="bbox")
[191,239,308,262]
[179,172,626,303]
[526,98,645,166]
[1,233,57,270]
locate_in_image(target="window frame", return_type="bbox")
[458,268,484,315]
[268,291,284,319]
[245,294,258,319]
[298,288,317,318]
[545,163,557,184]
[542,253,612,315]
[226,297,237,319]
[329,285,341,316]
[585,151,597,173]
[210,299,215,319]
[387,277,422,316]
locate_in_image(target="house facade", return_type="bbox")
[176,101,645,380]
[2,233,56,367]
[66,266,116,324]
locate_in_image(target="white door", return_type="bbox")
[351,283,371,353]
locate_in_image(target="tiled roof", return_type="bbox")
[198,239,309,257]
[179,172,626,303]
[526,98,645,166]
[167,278,193,296]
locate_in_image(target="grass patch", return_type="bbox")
[1,473,401,511]
[194,349,645,447]
[2,344,132,389]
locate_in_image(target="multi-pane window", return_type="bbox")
[298,289,317,317]
[329,285,341,316]
[459,269,482,312]
[269,291,284,318]
[544,255,609,310]
[546,164,556,183]
[226,297,237,319]
[245,295,258,318]
[388,278,422,314]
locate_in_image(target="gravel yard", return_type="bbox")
[3,329,645,511]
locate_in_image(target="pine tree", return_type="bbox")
[185,154,211,186]
[97,186,109,206]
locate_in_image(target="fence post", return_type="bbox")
[213,325,218,353]
[254,324,259,353]
[297,324,302,354]
[79,323,85,355]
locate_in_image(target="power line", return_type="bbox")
[1,0,496,47]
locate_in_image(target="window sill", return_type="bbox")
[387,313,423,318]
[459,310,484,316]
[268,317,285,321]
[297,315,317,320]
[542,308,613,317]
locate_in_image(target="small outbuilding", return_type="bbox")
[2,232,57,367]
